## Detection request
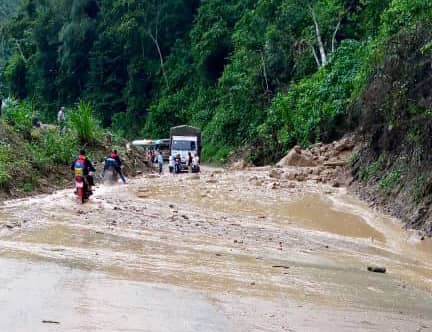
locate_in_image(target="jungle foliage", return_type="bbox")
[0,0,431,163]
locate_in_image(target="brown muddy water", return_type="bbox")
[0,167,431,331]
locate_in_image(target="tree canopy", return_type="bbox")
[0,0,430,163]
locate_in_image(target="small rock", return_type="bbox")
[269,169,282,179]
[296,174,306,182]
[206,179,218,184]
[42,320,60,324]
[367,266,386,273]
[284,172,297,181]
[331,181,341,188]
[272,265,290,270]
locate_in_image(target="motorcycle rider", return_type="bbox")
[110,150,127,184]
[71,150,96,193]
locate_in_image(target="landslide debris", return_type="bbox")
[272,135,358,187]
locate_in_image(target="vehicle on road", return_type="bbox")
[75,173,93,204]
[132,138,170,162]
[170,125,201,172]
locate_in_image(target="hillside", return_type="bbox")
[1,0,432,233]
[0,0,393,159]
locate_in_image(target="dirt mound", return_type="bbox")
[229,159,253,170]
[275,135,358,186]
[277,146,316,167]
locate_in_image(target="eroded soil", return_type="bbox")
[0,167,431,331]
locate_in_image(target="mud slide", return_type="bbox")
[0,168,431,331]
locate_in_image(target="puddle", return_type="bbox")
[272,194,385,241]
[141,184,384,241]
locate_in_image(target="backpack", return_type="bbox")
[74,156,86,176]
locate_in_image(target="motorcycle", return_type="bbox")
[75,163,96,204]
[75,174,92,204]
[102,158,119,185]
[103,166,119,185]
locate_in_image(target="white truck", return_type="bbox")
[170,125,201,171]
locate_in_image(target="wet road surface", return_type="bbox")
[0,168,431,331]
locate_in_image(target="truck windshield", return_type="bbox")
[172,140,196,151]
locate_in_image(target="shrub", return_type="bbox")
[379,168,401,191]
[361,156,384,182]
[37,131,78,164]
[1,99,33,135]
[68,100,102,145]
[0,144,12,188]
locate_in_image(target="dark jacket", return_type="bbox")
[111,153,122,166]
[71,155,95,176]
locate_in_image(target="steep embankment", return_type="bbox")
[0,120,148,200]
[349,24,432,236]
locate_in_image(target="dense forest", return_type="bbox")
[0,0,431,164]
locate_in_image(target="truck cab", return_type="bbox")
[171,136,198,164]
[170,126,201,171]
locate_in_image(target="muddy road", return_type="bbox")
[0,167,432,331]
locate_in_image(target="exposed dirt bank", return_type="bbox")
[0,167,431,331]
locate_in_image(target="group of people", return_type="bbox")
[71,149,127,195]
[168,152,200,174]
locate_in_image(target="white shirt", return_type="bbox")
[57,110,65,123]
[192,156,199,166]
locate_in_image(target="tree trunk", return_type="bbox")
[310,44,321,69]
[331,17,342,53]
[310,7,327,67]
[148,31,169,90]
[260,52,269,92]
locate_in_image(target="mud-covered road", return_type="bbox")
[0,167,432,331]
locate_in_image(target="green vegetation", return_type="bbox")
[0,98,103,192]
[0,0,431,165]
[379,168,401,192]
[360,157,384,182]
[68,100,102,145]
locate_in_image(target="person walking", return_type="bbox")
[57,106,66,134]
[157,151,164,174]
[187,152,192,173]
[111,150,127,184]
[168,155,174,174]
[192,153,200,173]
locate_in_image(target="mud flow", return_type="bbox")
[0,168,431,331]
